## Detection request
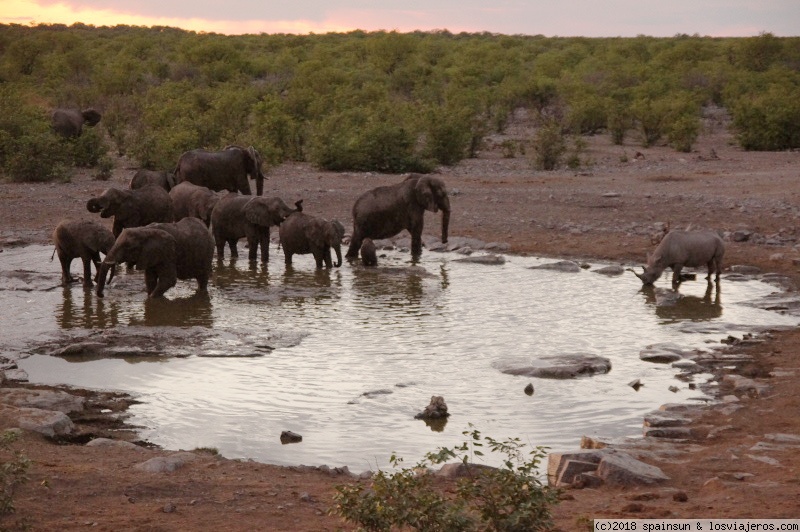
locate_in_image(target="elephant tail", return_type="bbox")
[50,247,56,261]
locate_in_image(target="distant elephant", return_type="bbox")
[210,193,302,263]
[360,238,378,267]
[169,181,222,227]
[173,145,266,196]
[51,219,115,287]
[346,174,450,259]
[51,108,102,138]
[279,212,345,269]
[129,169,175,191]
[96,217,214,299]
[86,185,174,238]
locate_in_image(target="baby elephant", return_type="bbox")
[279,212,345,269]
[360,238,378,267]
[52,219,115,287]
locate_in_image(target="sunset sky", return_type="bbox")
[1,0,798,37]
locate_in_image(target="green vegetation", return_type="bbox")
[1,25,799,182]
[0,430,30,519]
[331,427,558,531]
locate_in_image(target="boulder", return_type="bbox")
[86,438,146,452]
[135,452,199,473]
[415,396,449,419]
[639,343,688,364]
[593,265,625,276]
[0,404,74,437]
[454,254,506,265]
[0,388,85,414]
[502,354,611,379]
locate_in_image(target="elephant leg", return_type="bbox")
[196,272,209,292]
[58,254,75,285]
[90,252,103,284]
[323,248,333,269]
[228,240,238,257]
[345,228,362,259]
[149,268,177,298]
[284,251,293,266]
[259,232,269,263]
[81,257,94,287]
[145,270,158,295]
[312,249,324,269]
[214,235,226,259]
[671,265,683,285]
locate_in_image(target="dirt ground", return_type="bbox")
[1,118,800,530]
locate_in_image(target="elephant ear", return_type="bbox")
[247,146,261,168]
[331,219,345,240]
[414,176,437,212]
[305,221,326,246]
[81,108,101,127]
[243,198,271,227]
[137,229,176,270]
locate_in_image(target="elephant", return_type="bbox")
[51,108,102,138]
[129,169,175,191]
[86,185,174,238]
[173,145,266,196]
[360,238,378,267]
[345,174,450,259]
[51,219,115,287]
[96,217,214,299]
[210,193,302,263]
[169,181,222,227]
[279,212,345,269]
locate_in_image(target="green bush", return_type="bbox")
[667,114,700,152]
[423,106,473,166]
[731,86,800,150]
[332,428,558,532]
[530,120,566,170]
[69,127,109,167]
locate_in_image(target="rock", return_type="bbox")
[764,433,800,445]
[643,426,699,440]
[643,411,691,428]
[86,438,146,451]
[0,404,74,437]
[593,265,625,276]
[435,462,496,479]
[628,379,643,391]
[529,260,581,273]
[135,452,199,473]
[555,460,600,487]
[639,343,688,364]
[280,431,303,444]
[547,449,611,486]
[596,453,670,486]
[673,491,688,502]
[731,231,752,242]
[414,396,449,419]
[721,374,770,397]
[524,383,534,396]
[0,388,85,414]
[453,254,506,265]
[502,353,611,379]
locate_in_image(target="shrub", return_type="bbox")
[731,86,800,150]
[69,127,109,167]
[423,106,473,166]
[332,428,559,532]
[530,120,566,170]
[667,114,700,152]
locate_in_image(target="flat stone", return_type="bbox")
[556,459,600,487]
[593,265,625,276]
[86,438,146,451]
[0,388,85,414]
[596,453,670,486]
[503,354,611,379]
[0,404,74,437]
[547,449,612,486]
[453,254,506,265]
[135,452,199,473]
[643,412,691,428]
[529,260,581,273]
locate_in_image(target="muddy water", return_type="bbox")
[3,244,797,471]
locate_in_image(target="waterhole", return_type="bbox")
[2,244,797,472]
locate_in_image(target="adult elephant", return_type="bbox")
[279,212,345,269]
[51,108,102,138]
[173,145,266,196]
[129,169,175,191]
[346,174,450,259]
[96,217,214,299]
[169,181,221,227]
[86,185,174,238]
[210,193,302,263]
[51,219,115,287]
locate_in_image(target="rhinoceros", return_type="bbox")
[634,229,725,285]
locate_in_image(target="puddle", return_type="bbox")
[2,244,797,471]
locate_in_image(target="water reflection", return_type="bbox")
[131,292,214,327]
[350,266,431,308]
[280,266,343,304]
[57,287,121,329]
[213,257,271,291]
[640,282,722,322]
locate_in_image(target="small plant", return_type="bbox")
[331,427,559,531]
[499,140,518,158]
[0,430,30,517]
[95,154,115,180]
[667,114,700,153]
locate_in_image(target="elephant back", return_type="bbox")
[132,185,175,225]
[150,219,214,280]
[278,212,313,254]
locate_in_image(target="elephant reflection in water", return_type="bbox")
[213,258,271,291]
[132,292,213,328]
[57,287,120,329]
[279,267,343,305]
[350,267,429,308]
[639,282,722,322]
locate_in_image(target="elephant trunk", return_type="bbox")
[87,198,102,213]
[440,203,450,245]
[256,171,265,196]
[96,261,114,297]
[333,243,342,268]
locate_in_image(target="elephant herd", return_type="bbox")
[53,153,452,299]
